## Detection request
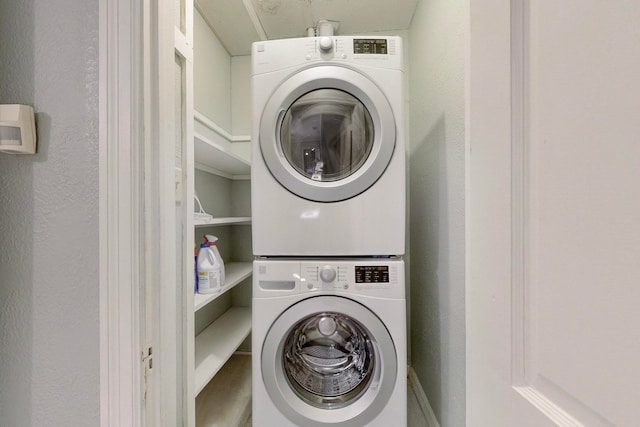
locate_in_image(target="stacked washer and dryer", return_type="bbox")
[251,34,406,427]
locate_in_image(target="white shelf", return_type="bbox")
[194,133,250,178]
[194,262,252,312]
[193,111,251,179]
[195,354,252,427]
[194,216,251,227]
[194,307,252,396]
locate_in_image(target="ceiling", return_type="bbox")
[195,0,419,56]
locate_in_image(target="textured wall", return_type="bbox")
[408,0,467,425]
[0,0,100,426]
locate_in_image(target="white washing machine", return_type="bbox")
[252,258,406,427]
[251,36,405,256]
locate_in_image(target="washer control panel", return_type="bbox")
[255,259,404,298]
[300,261,399,292]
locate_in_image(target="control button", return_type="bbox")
[307,283,314,290]
[305,54,312,60]
[319,266,336,283]
[319,37,333,52]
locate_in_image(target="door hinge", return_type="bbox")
[142,346,153,400]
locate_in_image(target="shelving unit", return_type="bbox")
[191,100,253,427]
[192,120,253,400]
[176,4,254,425]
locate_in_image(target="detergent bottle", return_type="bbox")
[197,241,221,294]
[205,235,225,288]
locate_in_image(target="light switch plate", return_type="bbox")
[0,104,37,154]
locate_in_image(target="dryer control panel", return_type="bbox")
[252,36,403,75]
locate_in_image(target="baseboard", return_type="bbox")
[408,366,441,427]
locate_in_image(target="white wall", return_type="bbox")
[194,9,232,130]
[0,0,100,426]
[408,0,467,425]
[231,56,251,137]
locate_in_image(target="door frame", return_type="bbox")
[99,0,179,426]
[466,0,519,423]
[98,0,144,427]
[99,0,144,425]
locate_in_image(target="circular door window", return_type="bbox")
[283,311,375,408]
[261,296,397,427]
[260,66,396,202]
[280,89,374,183]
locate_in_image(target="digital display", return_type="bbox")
[355,266,389,283]
[353,39,388,55]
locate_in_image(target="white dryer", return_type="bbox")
[252,258,406,427]
[251,36,405,256]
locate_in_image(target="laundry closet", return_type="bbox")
[173,1,466,426]
[3,0,636,426]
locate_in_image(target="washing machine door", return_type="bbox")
[259,65,396,202]
[261,296,397,426]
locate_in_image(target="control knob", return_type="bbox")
[319,36,333,52]
[319,266,337,283]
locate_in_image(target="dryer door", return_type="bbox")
[261,296,397,427]
[259,66,396,202]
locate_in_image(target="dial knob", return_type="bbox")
[319,266,337,283]
[319,36,333,52]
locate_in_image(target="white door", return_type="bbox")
[467,1,640,426]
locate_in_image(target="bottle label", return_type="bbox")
[198,270,220,291]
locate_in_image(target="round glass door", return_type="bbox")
[261,296,397,427]
[259,66,396,202]
[283,311,375,408]
[280,89,374,183]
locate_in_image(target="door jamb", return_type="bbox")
[99,0,144,425]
